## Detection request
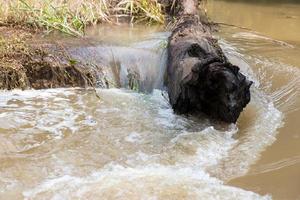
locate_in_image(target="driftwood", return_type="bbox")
[165,0,252,123]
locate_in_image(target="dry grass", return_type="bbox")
[0,0,166,36]
[115,0,164,24]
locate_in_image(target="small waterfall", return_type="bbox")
[68,32,169,92]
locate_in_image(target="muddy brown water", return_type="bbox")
[205,1,300,199]
[0,0,299,199]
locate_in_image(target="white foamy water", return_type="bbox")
[23,165,271,200]
[0,84,283,200]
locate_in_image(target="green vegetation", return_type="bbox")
[116,0,164,24]
[127,69,140,91]
[0,0,165,36]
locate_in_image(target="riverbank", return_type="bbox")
[0,26,102,90]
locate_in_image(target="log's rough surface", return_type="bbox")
[166,0,253,123]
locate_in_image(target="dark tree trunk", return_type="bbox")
[165,0,253,123]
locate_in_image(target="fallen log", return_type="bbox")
[165,0,253,123]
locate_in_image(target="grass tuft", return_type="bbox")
[115,0,165,24]
[18,0,84,36]
[0,0,166,36]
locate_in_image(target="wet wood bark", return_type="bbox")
[165,0,252,123]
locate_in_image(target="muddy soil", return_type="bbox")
[0,26,103,90]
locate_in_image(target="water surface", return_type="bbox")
[0,1,300,199]
[206,0,300,199]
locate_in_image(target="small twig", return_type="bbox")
[215,22,252,31]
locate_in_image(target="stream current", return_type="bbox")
[0,1,300,199]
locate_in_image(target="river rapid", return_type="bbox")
[0,0,299,199]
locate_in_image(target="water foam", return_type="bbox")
[23,164,271,200]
